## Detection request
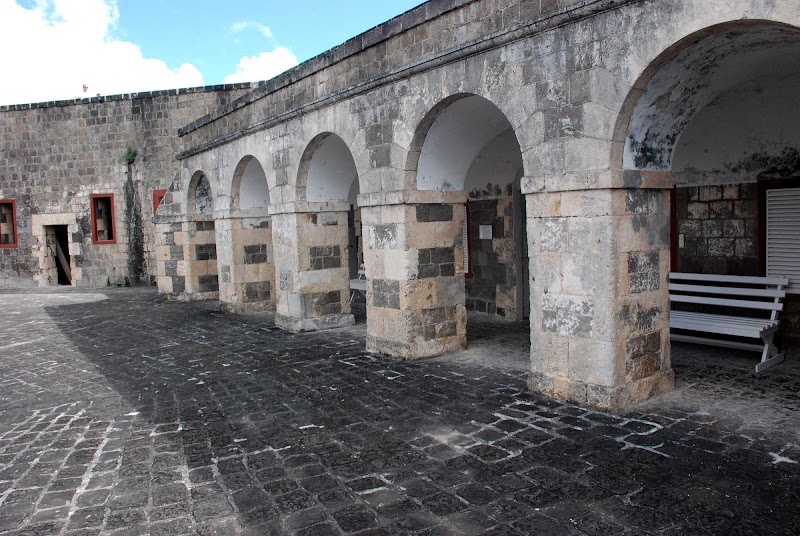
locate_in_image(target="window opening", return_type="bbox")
[91,194,115,244]
[0,200,17,248]
[153,189,167,214]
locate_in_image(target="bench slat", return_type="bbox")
[668,283,786,299]
[670,311,776,326]
[668,272,785,371]
[670,294,784,311]
[671,334,765,352]
[671,315,774,331]
[668,272,790,286]
[671,320,767,338]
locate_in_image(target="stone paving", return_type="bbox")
[0,288,799,536]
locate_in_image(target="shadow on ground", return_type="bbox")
[0,287,798,535]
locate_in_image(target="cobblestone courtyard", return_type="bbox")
[1,288,799,536]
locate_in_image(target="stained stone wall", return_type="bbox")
[0,85,250,287]
[158,0,799,408]
[466,193,518,319]
[674,184,758,276]
[2,0,796,408]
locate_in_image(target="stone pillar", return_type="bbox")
[271,202,353,331]
[214,214,235,304]
[184,217,219,300]
[361,191,467,359]
[154,217,187,298]
[216,210,275,311]
[525,171,674,408]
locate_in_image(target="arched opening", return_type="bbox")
[304,133,358,203]
[303,133,363,306]
[223,156,275,310]
[189,172,213,216]
[413,94,529,366]
[235,156,270,210]
[621,21,800,368]
[282,132,366,329]
[186,171,219,299]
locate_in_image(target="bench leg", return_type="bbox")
[756,331,784,373]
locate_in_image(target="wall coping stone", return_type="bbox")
[0,84,253,112]
[176,0,638,159]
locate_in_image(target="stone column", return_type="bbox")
[184,216,219,300]
[216,210,275,311]
[154,217,187,298]
[214,213,235,304]
[524,171,674,408]
[271,201,353,331]
[361,191,467,359]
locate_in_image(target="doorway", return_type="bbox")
[45,225,71,285]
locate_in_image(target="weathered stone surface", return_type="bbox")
[2,288,799,534]
[3,0,800,409]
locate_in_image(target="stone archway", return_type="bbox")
[271,132,360,331]
[415,95,529,324]
[217,156,275,311]
[618,21,800,359]
[363,94,529,359]
[185,171,219,300]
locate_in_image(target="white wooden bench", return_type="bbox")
[668,272,790,372]
[350,264,366,303]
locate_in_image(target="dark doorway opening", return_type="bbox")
[47,225,71,285]
[348,204,367,323]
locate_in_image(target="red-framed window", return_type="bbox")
[153,189,167,214]
[0,199,18,248]
[90,194,116,244]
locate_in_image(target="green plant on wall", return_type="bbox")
[123,148,138,165]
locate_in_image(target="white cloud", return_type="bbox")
[0,0,204,106]
[230,20,273,40]
[223,47,298,84]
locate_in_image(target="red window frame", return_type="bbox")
[90,193,116,244]
[0,199,18,248]
[153,189,167,214]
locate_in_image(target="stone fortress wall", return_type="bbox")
[1,0,799,407]
[0,85,251,287]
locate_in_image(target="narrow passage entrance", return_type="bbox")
[46,225,71,285]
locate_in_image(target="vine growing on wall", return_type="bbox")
[123,148,146,283]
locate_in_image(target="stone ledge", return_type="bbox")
[269,201,351,215]
[522,170,675,194]
[358,190,468,207]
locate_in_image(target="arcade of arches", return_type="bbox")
[141,1,800,408]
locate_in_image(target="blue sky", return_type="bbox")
[115,1,425,85]
[0,0,425,105]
